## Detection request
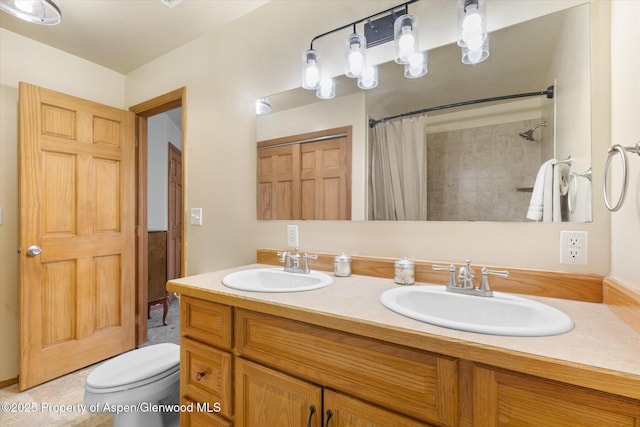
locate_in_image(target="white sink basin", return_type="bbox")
[380,286,573,336]
[222,268,333,292]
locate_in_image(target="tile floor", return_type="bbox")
[0,298,179,426]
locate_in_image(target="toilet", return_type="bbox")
[84,343,180,427]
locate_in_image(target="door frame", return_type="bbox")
[129,88,186,346]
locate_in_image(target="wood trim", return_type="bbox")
[604,276,640,333]
[257,248,604,303]
[129,87,186,346]
[257,125,352,149]
[0,376,18,389]
[129,88,183,117]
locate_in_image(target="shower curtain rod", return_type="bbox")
[368,85,554,128]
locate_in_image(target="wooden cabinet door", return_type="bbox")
[257,144,300,219]
[473,365,640,426]
[300,137,351,220]
[235,358,322,427]
[324,390,432,427]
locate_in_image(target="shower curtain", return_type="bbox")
[371,115,428,220]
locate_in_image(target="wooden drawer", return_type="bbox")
[180,337,233,419]
[235,309,458,426]
[181,296,232,349]
[181,398,233,427]
[324,389,433,427]
[473,365,640,426]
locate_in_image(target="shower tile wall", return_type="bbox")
[427,119,542,221]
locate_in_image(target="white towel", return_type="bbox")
[527,159,555,221]
[553,163,570,221]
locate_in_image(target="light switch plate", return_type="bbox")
[190,208,202,226]
[0,207,3,225]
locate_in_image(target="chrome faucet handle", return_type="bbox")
[479,267,509,292]
[277,251,288,262]
[432,264,456,288]
[302,252,317,273]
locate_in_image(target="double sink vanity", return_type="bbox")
[167,250,640,426]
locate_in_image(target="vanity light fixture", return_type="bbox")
[457,0,489,64]
[0,0,61,24]
[301,0,421,99]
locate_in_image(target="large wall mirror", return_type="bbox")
[257,3,592,223]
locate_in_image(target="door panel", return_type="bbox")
[19,82,136,390]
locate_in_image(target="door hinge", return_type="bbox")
[135,136,138,147]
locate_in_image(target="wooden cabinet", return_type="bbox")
[235,309,457,426]
[176,294,639,427]
[257,127,352,220]
[179,297,234,426]
[235,359,431,427]
[473,365,640,426]
[235,359,322,427]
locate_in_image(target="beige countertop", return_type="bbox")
[168,264,640,400]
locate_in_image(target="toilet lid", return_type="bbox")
[86,343,180,390]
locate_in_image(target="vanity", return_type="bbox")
[167,255,640,426]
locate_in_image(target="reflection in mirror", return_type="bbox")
[257,4,592,222]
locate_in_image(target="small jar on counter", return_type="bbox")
[334,253,351,277]
[394,257,415,285]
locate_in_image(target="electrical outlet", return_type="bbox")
[287,224,299,247]
[560,231,587,265]
[190,208,202,226]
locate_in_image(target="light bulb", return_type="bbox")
[348,49,364,77]
[317,78,335,99]
[304,60,320,88]
[357,66,378,89]
[461,3,485,49]
[404,51,427,78]
[467,48,483,64]
[399,26,415,51]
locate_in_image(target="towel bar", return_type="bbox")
[603,142,640,212]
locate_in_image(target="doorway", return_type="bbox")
[129,88,185,346]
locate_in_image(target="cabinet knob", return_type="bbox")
[195,371,206,381]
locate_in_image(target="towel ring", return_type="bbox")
[603,142,640,212]
[568,173,578,214]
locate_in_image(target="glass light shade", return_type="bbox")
[316,78,335,99]
[394,14,418,64]
[0,0,61,24]
[255,98,271,115]
[345,32,366,78]
[457,0,487,49]
[461,37,489,64]
[404,51,428,78]
[302,49,321,90]
[357,65,378,89]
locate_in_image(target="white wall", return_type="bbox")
[0,29,126,381]
[610,0,640,291]
[148,110,182,231]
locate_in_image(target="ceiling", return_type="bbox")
[0,0,269,74]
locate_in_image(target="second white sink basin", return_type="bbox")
[222,268,333,292]
[380,286,573,336]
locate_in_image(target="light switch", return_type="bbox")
[190,208,202,226]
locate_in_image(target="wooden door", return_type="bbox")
[235,358,322,427]
[18,82,136,390]
[300,137,351,220]
[167,143,181,280]
[257,144,301,220]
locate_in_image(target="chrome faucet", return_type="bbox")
[277,248,318,274]
[432,260,509,297]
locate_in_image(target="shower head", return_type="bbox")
[519,121,547,141]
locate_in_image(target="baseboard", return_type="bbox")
[0,376,18,389]
[604,276,640,333]
[257,248,603,303]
